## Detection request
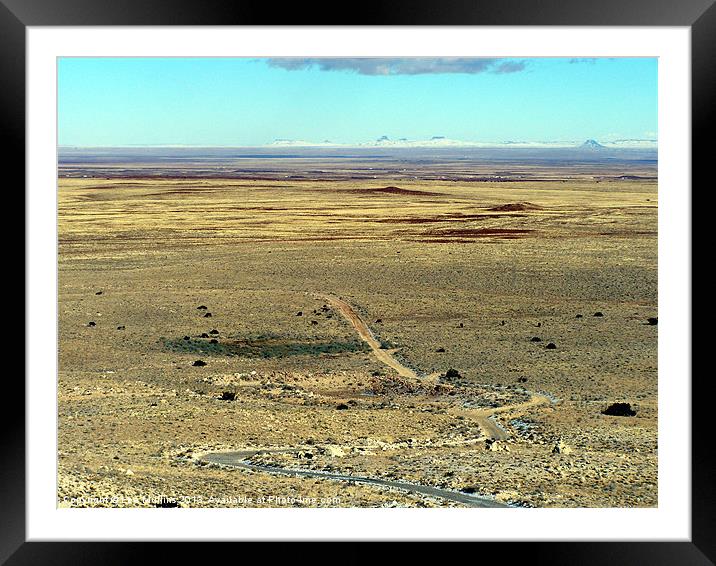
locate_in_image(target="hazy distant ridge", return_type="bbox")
[269,137,658,149]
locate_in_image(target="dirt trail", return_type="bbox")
[320,293,553,440]
[199,294,555,507]
[450,393,554,441]
[319,294,421,380]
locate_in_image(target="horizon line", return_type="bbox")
[58,138,659,150]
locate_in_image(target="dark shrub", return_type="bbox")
[602,402,636,417]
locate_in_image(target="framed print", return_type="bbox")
[9,0,709,563]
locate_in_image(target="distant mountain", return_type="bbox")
[580,139,607,150]
[267,137,657,149]
[366,137,479,148]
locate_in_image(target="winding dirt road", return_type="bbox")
[319,293,552,441]
[199,293,554,507]
[320,294,421,380]
[450,392,555,441]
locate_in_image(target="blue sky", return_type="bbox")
[58,57,657,146]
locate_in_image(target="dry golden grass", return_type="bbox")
[58,175,657,508]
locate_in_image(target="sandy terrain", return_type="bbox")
[57,168,657,508]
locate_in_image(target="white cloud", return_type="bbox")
[266,58,527,76]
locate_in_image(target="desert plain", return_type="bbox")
[57,148,658,508]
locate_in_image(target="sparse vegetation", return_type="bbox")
[162,336,370,358]
[602,402,637,417]
[58,154,657,509]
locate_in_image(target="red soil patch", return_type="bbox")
[354,186,445,197]
[488,202,543,212]
[378,213,526,224]
[424,228,535,239]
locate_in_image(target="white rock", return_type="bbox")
[553,439,573,454]
[325,446,346,458]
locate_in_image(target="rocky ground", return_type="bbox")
[58,175,658,508]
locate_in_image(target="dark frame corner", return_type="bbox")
[8,0,708,563]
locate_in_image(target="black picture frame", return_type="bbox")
[7,0,707,563]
